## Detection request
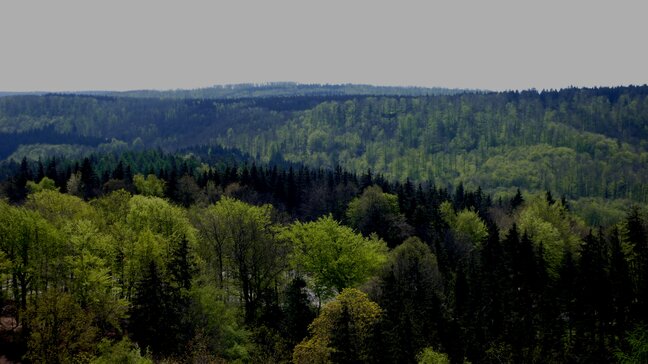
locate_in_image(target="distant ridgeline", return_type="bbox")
[105,82,470,99]
[0,85,647,203]
[0,82,466,99]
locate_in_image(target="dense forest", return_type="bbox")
[1,86,647,214]
[0,149,647,363]
[0,85,648,363]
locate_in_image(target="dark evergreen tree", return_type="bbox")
[129,260,188,358]
[111,160,125,180]
[35,159,45,182]
[80,157,99,199]
[282,277,315,346]
[166,165,178,201]
[6,158,31,202]
[374,238,443,363]
[124,164,133,183]
[608,227,632,344]
[45,158,59,185]
[509,188,524,213]
[168,236,192,291]
[626,207,648,322]
[360,168,373,190]
[574,230,613,362]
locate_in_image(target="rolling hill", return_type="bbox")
[0,85,646,204]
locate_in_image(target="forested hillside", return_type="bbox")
[1,149,647,363]
[1,86,647,206]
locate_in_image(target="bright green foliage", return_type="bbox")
[24,189,96,227]
[126,195,196,243]
[188,281,252,362]
[91,339,152,364]
[293,288,383,364]
[517,195,583,273]
[124,195,196,297]
[62,219,127,328]
[91,189,132,227]
[441,202,488,248]
[0,189,260,361]
[64,221,112,296]
[92,192,140,297]
[189,204,229,288]
[417,348,451,364]
[0,201,62,309]
[439,201,456,226]
[283,215,388,301]
[133,173,165,197]
[0,193,127,342]
[291,337,331,364]
[454,209,488,247]
[26,176,58,193]
[201,197,289,323]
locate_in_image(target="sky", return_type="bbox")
[1,0,647,92]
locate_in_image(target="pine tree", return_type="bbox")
[575,230,613,362]
[36,159,45,182]
[168,236,192,291]
[282,278,315,346]
[130,260,187,358]
[7,158,32,202]
[545,190,555,205]
[80,157,99,199]
[626,207,648,322]
[375,238,443,363]
[608,227,632,343]
[112,161,125,180]
[509,188,524,213]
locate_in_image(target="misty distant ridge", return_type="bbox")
[0,82,477,99]
[3,82,647,100]
[107,82,473,99]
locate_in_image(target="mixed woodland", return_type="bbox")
[0,85,647,363]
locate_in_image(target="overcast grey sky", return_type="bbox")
[1,0,647,92]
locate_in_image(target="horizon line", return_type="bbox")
[2,81,647,95]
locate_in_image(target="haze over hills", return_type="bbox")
[0,82,473,99]
[110,82,475,99]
